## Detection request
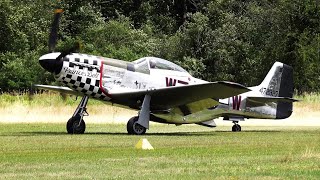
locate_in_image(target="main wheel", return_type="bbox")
[127,116,146,135]
[67,116,86,134]
[232,124,241,132]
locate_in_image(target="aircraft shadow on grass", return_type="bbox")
[1,130,282,137]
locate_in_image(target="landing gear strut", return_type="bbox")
[127,94,151,135]
[232,121,241,132]
[67,96,89,134]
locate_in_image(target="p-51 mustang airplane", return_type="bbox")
[36,9,297,135]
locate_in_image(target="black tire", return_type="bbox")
[232,125,236,132]
[232,124,241,132]
[67,116,86,134]
[127,116,146,135]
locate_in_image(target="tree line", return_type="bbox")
[0,0,319,93]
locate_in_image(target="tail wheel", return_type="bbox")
[67,116,86,134]
[232,124,241,132]
[127,116,146,135]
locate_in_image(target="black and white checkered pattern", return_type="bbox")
[57,54,110,100]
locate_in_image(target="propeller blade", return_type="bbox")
[48,9,64,53]
[55,42,81,61]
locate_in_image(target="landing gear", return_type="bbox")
[67,116,86,134]
[127,94,151,135]
[67,96,89,134]
[127,116,146,135]
[232,121,241,132]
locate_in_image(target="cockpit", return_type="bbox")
[132,57,187,74]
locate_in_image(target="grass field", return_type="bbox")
[0,93,320,179]
[0,124,319,179]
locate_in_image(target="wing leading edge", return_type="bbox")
[34,84,81,96]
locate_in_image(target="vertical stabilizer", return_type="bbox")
[257,62,294,119]
[258,62,293,98]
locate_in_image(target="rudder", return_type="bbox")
[276,64,294,119]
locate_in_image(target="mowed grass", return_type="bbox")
[0,93,319,179]
[0,124,319,179]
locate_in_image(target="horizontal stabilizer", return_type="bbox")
[247,96,299,104]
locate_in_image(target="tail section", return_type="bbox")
[258,62,294,98]
[256,62,294,119]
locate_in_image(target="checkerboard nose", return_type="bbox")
[39,53,63,74]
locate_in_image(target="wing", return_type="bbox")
[34,82,250,110]
[34,84,81,96]
[110,81,250,109]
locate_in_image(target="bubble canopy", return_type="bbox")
[133,57,187,73]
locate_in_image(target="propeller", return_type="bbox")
[56,41,81,60]
[48,9,63,53]
[40,8,81,74]
[48,9,81,61]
